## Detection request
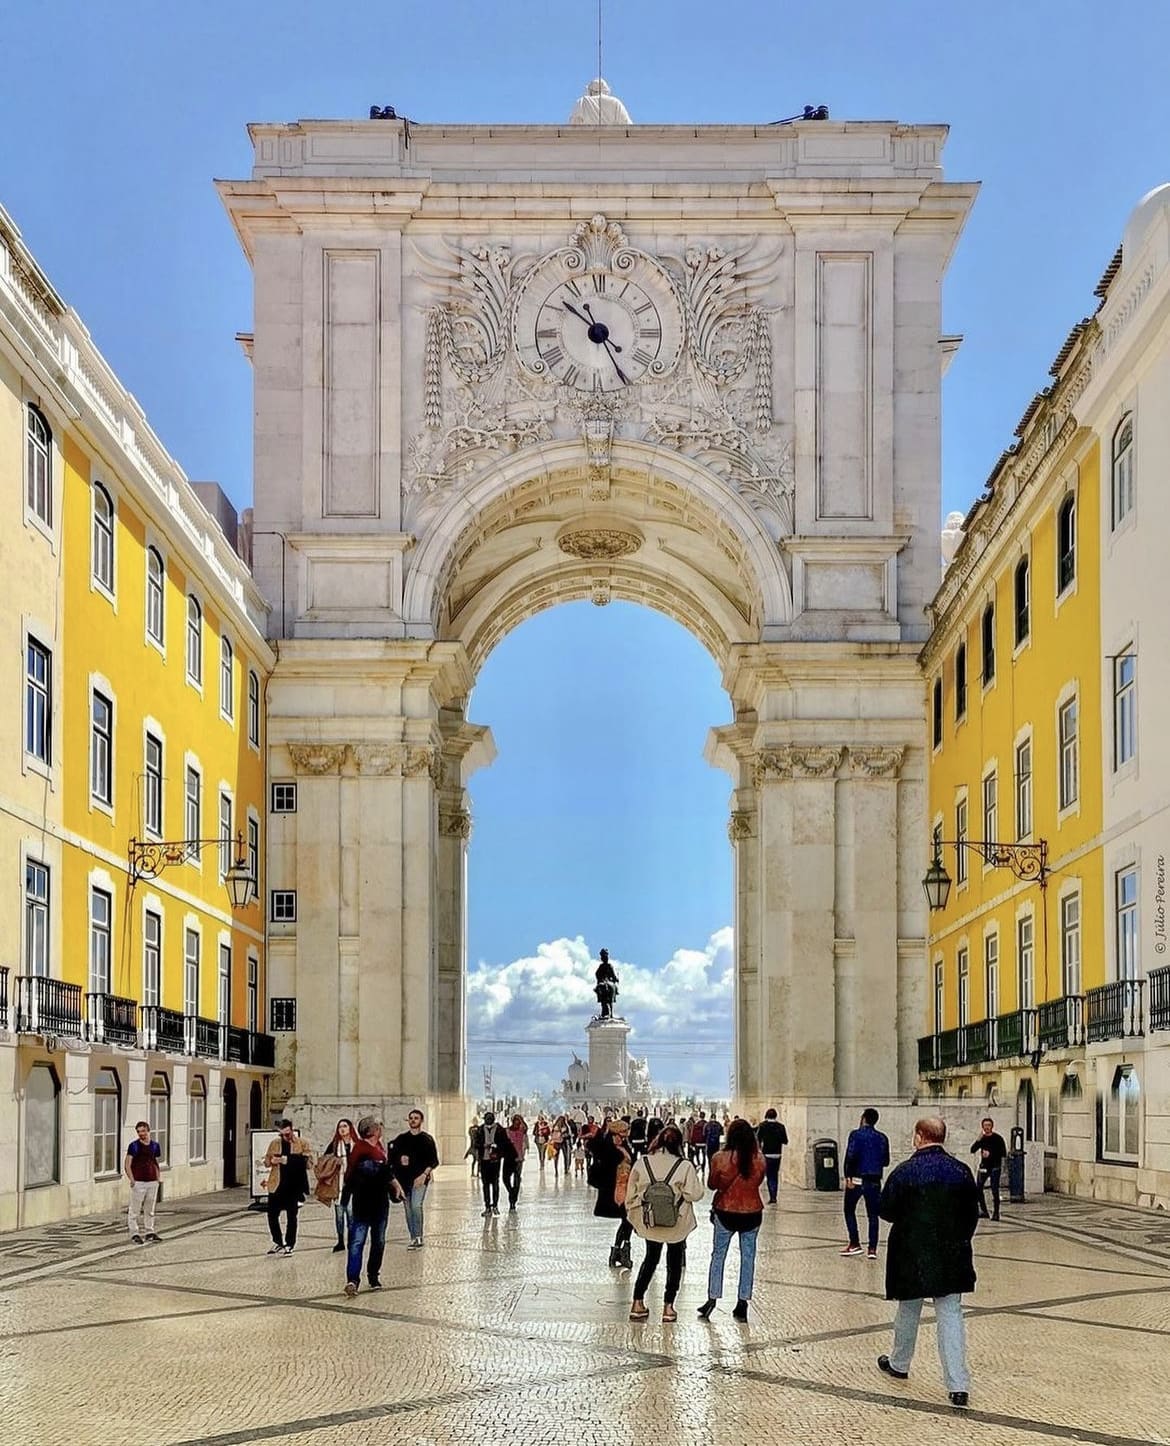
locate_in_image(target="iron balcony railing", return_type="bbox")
[918,1034,938,1073]
[1037,995,1084,1050]
[139,1004,188,1053]
[223,1024,249,1063]
[937,1027,961,1069]
[1085,979,1145,1042]
[250,1031,276,1068]
[84,992,138,1048]
[994,1007,1038,1059]
[1148,966,1170,1032]
[193,1016,221,1058]
[963,1018,992,1065]
[0,966,8,1031]
[14,976,84,1036]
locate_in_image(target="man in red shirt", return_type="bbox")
[124,1121,162,1244]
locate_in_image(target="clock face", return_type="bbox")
[515,260,684,393]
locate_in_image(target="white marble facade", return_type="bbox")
[220,94,975,1159]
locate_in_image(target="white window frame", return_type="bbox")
[1057,693,1079,814]
[90,683,114,813]
[982,766,998,855]
[144,727,164,839]
[954,793,969,887]
[217,937,232,1027]
[184,754,203,867]
[91,481,115,599]
[247,809,260,906]
[183,923,201,1020]
[271,781,297,814]
[984,930,1000,1020]
[218,789,233,881]
[1017,910,1035,1011]
[148,1073,171,1167]
[271,890,297,924]
[1013,552,1031,651]
[247,954,259,1034]
[1113,648,1136,772]
[89,880,113,996]
[981,599,996,688]
[1015,731,1033,841]
[1055,490,1076,597]
[1115,865,1139,983]
[1111,413,1134,529]
[25,403,53,532]
[188,1075,207,1162]
[143,902,163,1007]
[957,945,970,1028]
[1102,1064,1140,1162]
[247,669,261,751]
[219,635,234,722]
[25,858,50,978]
[25,635,52,768]
[93,1067,121,1178]
[186,594,203,688]
[933,958,944,1033]
[1060,887,1082,996]
[145,544,166,651]
[954,641,968,722]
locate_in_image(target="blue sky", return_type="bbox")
[5,2,1170,1097]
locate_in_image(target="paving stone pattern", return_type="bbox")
[0,1164,1166,1445]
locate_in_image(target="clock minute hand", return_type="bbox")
[603,340,630,386]
[561,299,591,325]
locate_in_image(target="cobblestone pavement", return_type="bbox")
[1,1166,1167,1446]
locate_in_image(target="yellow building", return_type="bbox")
[0,204,275,1227]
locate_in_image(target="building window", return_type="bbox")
[91,690,113,807]
[143,908,162,1007]
[984,932,999,1019]
[1111,414,1134,528]
[1015,737,1033,839]
[189,1076,206,1162]
[185,765,202,857]
[931,677,943,749]
[217,943,232,1026]
[981,603,995,685]
[1017,913,1035,1011]
[184,929,200,1018]
[271,890,297,923]
[92,482,115,594]
[219,792,232,879]
[1058,698,1079,810]
[932,965,943,1034]
[271,781,297,814]
[89,886,112,995]
[247,956,259,1033]
[247,815,260,901]
[954,797,968,886]
[93,1067,121,1177]
[145,547,165,646]
[1113,651,1136,770]
[25,638,52,765]
[186,596,202,685]
[248,671,260,748]
[25,860,50,977]
[954,643,967,720]
[220,636,234,720]
[1116,866,1139,982]
[1014,556,1030,646]
[1056,494,1076,593]
[1061,891,1082,996]
[26,405,52,526]
[149,1073,171,1166]
[1017,1078,1037,1143]
[982,769,998,848]
[957,947,969,1027]
[25,1063,60,1187]
[144,732,163,838]
[1103,1065,1140,1161]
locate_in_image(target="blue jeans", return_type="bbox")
[890,1294,970,1393]
[347,1209,388,1286]
[844,1179,882,1249]
[403,1180,428,1240]
[333,1200,351,1247]
[707,1218,759,1300]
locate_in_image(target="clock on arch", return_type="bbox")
[512,216,685,393]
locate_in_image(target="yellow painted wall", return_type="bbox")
[59,434,266,1023]
[927,439,1104,1030]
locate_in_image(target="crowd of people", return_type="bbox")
[118,1100,1000,1409]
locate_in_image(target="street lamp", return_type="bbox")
[128,831,256,908]
[922,838,1049,911]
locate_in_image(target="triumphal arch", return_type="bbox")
[220,86,975,1156]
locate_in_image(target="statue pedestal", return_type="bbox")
[586,1015,631,1103]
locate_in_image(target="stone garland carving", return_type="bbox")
[848,746,906,779]
[752,745,903,786]
[287,743,348,775]
[289,743,443,781]
[438,806,473,839]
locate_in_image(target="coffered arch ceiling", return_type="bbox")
[402,440,792,674]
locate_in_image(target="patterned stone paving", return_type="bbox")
[0,1164,1167,1445]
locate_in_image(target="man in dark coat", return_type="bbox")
[876,1116,980,1408]
[471,1111,516,1217]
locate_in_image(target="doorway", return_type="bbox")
[222,1078,238,1187]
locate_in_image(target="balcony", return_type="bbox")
[918,1034,939,1073]
[937,1026,961,1069]
[84,992,139,1048]
[250,1031,276,1068]
[193,1016,221,1058]
[963,1018,992,1064]
[223,1024,249,1063]
[14,976,83,1037]
[1085,979,1145,1042]
[140,1004,187,1053]
[1038,995,1084,1050]
[1149,966,1170,1032]
[0,966,8,1030]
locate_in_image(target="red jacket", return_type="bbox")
[707,1149,767,1213]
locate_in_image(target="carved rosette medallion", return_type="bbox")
[557,527,642,561]
[848,746,906,780]
[287,743,347,775]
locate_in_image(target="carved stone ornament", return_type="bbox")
[753,748,795,786]
[402,746,443,783]
[557,527,642,561]
[848,746,906,779]
[287,743,347,775]
[790,747,846,779]
[352,744,405,775]
[591,580,612,607]
[727,809,755,843]
[439,806,473,839]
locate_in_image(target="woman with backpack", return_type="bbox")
[624,1124,704,1321]
[697,1116,767,1321]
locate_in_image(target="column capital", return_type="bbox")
[728,809,756,843]
[847,745,906,779]
[753,744,846,784]
[287,742,348,775]
[439,806,473,839]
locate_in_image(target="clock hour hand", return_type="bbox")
[582,302,622,350]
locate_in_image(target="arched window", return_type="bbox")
[1103,1065,1140,1160]
[981,602,995,684]
[932,677,943,749]
[25,1063,60,1187]
[186,596,202,684]
[1056,494,1076,593]
[1111,414,1134,527]
[92,483,114,593]
[149,1073,171,1165]
[189,1075,207,1162]
[1014,557,1030,646]
[220,636,234,719]
[26,405,52,525]
[145,547,165,645]
[93,1067,122,1176]
[1016,1078,1036,1143]
[954,642,967,720]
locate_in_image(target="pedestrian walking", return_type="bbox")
[124,1121,162,1244]
[464,1117,480,1178]
[970,1117,1007,1221]
[877,1116,981,1408]
[471,1110,516,1216]
[625,1125,704,1322]
[341,1116,401,1296]
[704,1113,723,1161]
[263,1119,314,1256]
[756,1107,788,1205]
[842,1107,890,1259]
[534,1114,551,1169]
[503,1114,528,1209]
[628,1108,648,1158]
[593,1118,635,1269]
[548,1117,566,1179]
[697,1118,767,1321]
[389,1109,439,1247]
[314,1117,355,1253]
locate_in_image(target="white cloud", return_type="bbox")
[466,928,734,1102]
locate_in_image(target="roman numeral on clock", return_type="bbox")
[632,348,654,368]
[540,345,564,368]
[562,364,580,388]
[634,302,654,317]
[536,328,558,341]
[591,273,606,294]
